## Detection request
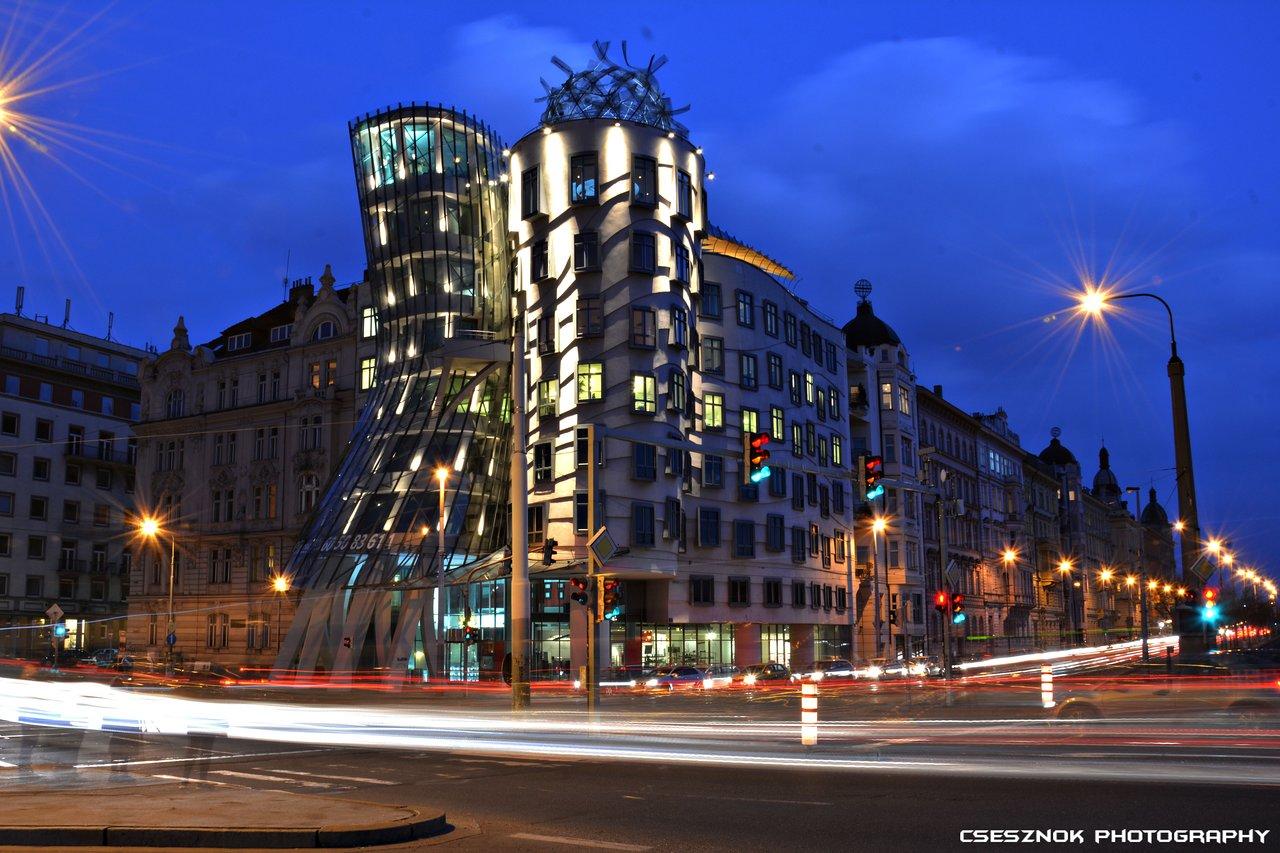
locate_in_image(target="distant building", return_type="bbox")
[126,268,374,667]
[0,305,145,656]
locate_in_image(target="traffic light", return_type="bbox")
[52,623,68,639]
[863,455,884,501]
[599,578,623,622]
[462,606,479,644]
[743,433,772,484]
[1201,587,1220,624]
[950,592,967,624]
[569,577,591,606]
[933,590,950,614]
[542,538,558,565]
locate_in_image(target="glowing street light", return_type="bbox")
[872,516,888,535]
[136,514,177,670]
[1173,519,1187,533]
[433,465,451,681]
[272,575,291,594]
[1001,548,1018,565]
[1099,568,1115,584]
[1125,575,1137,587]
[1057,559,1073,574]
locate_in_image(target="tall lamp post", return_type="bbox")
[871,515,888,658]
[137,516,175,671]
[1057,559,1076,645]
[1077,290,1201,589]
[272,574,291,654]
[434,466,449,683]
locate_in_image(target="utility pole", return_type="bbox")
[937,478,952,679]
[509,291,531,709]
[584,423,599,716]
[1127,486,1150,663]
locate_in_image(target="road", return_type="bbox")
[2,720,1276,851]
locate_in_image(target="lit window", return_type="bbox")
[742,408,758,434]
[570,152,598,203]
[361,307,377,339]
[704,392,724,429]
[360,357,377,390]
[632,374,656,414]
[577,362,604,402]
[880,382,894,410]
[537,379,557,418]
[631,155,657,205]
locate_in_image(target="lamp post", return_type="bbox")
[1057,558,1075,646]
[272,574,291,654]
[1077,290,1201,590]
[434,466,449,683]
[871,515,888,659]
[138,516,176,672]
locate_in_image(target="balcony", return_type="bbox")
[64,442,136,468]
[0,344,138,387]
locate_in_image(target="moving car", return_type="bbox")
[739,663,792,686]
[1050,660,1280,722]
[702,664,741,689]
[643,665,706,691]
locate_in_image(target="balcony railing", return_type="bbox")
[0,345,139,387]
[64,442,136,465]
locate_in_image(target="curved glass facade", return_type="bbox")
[277,105,511,673]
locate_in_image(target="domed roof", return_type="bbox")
[842,296,901,350]
[1092,446,1121,502]
[537,41,690,137]
[1140,487,1169,526]
[1038,428,1078,467]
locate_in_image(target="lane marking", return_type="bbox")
[697,794,833,806]
[508,833,651,851]
[152,773,235,787]
[74,747,329,770]
[211,769,332,787]
[261,767,398,785]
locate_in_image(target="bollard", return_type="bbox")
[800,681,818,746]
[1040,663,1055,709]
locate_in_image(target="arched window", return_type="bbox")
[311,320,337,341]
[166,389,184,418]
[300,474,320,514]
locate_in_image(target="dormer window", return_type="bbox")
[311,320,336,341]
[269,324,293,343]
[226,332,251,352]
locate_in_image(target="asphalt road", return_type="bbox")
[2,721,1277,852]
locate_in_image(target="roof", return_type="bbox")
[842,299,901,349]
[1038,435,1078,467]
[701,225,796,281]
[1140,487,1169,526]
[201,283,355,359]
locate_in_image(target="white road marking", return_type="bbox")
[508,833,651,851]
[151,773,234,787]
[211,769,331,787]
[261,767,398,785]
[698,794,833,806]
[455,757,551,767]
[74,748,328,770]
[0,760,15,767]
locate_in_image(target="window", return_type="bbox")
[697,507,721,547]
[575,427,591,467]
[670,306,688,349]
[741,408,758,435]
[252,484,278,519]
[768,465,786,497]
[833,482,846,514]
[26,575,44,597]
[206,613,230,649]
[766,515,785,551]
[311,320,336,341]
[93,503,110,526]
[29,495,47,520]
[667,370,686,413]
[574,492,589,534]
[880,382,894,410]
[898,385,912,415]
[521,166,540,218]
[632,502,656,547]
[762,301,779,337]
[676,169,693,218]
[699,283,722,318]
[783,312,797,346]
[65,463,80,485]
[701,337,724,374]
[632,374,656,414]
[739,353,758,390]
[576,297,603,338]
[630,232,656,273]
[360,357,377,390]
[632,443,657,481]
[767,353,783,389]
[0,491,14,516]
[34,419,51,442]
[166,390,185,418]
[576,362,604,402]
[270,370,281,400]
[735,291,754,327]
[828,387,840,420]
[570,152,598,203]
[792,580,806,608]
[0,534,8,557]
[703,392,724,429]
[537,379,557,418]
[0,412,16,436]
[226,332,251,351]
[31,457,49,481]
[810,582,822,610]
[62,500,79,523]
[361,306,377,339]
[800,322,811,357]
[631,155,656,205]
[901,436,914,468]
[690,575,714,605]
[703,454,724,488]
[573,231,600,270]
[732,521,755,558]
[300,474,320,513]
[533,442,553,485]
[727,576,750,605]
[530,238,549,281]
[670,241,691,284]
[28,536,46,560]
[791,527,806,562]
[631,307,657,348]
[789,371,802,405]
[825,341,838,372]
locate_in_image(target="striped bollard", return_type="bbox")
[800,681,818,746]
[1040,663,1055,709]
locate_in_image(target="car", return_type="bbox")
[701,664,741,688]
[80,648,121,668]
[739,663,792,686]
[601,665,653,688]
[802,658,857,683]
[643,665,706,691]
[1047,660,1280,723]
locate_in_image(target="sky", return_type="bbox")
[2,1,1277,572]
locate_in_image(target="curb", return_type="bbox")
[0,808,449,849]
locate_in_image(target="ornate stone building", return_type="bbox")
[126,267,375,667]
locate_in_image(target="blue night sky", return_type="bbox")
[3,2,1277,569]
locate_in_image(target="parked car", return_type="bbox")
[643,665,706,691]
[802,658,857,682]
[80,648,120,668]
[739,663,792,686]
[601,665,653,688]
[702,664,741,688]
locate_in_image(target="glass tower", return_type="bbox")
[276,105,511,674]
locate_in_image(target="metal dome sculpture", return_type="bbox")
[537,40,690,137]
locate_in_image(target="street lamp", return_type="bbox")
[434,466,450,682]
[870,515,889,658]
[1076,287,1201,592]
[136,515,176,672]
[271,575,291,653]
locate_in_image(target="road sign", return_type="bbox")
[587,526,618,567]
[165,632,177,647]
[45,603,64,622]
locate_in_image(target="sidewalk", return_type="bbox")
[0,782,448,848]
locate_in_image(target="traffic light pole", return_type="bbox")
[509,292,531,709]
[937,491,952,680]
[585,422,599,717]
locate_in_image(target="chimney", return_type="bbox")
[933,384,943,398]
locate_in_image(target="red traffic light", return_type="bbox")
[863,454,884,500]
[569,577,590,606]
[745,432,772,484]
[1202,587,1218,603]
[933,590,949,613]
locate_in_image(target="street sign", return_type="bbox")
[165,631,177,647]
[45,603,64,622]
[587,526,618,567]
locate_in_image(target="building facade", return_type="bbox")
[0,307,144,656]
[126,269,373,667]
